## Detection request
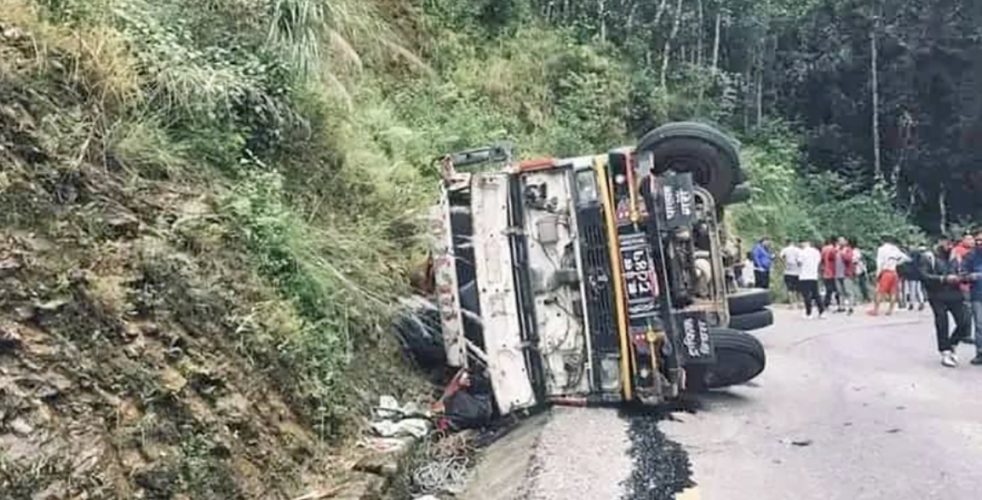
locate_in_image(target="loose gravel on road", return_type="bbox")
[517,406,694,500]
[623,410,694,500]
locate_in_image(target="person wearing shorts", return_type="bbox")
[869,236,908,316]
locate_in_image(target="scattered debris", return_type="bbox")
[406,432,477,497]
[291,485,343,500]
[0,321,23,351]
[36,298,68,311]
[0,257,20,275]
[7,417,33,436]
[886,428,902,434]
[371,418,430,439]
[353,451,401,479]
[779,437,813,447]
[14,304,35,321]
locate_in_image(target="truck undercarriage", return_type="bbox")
[414,122,769,417]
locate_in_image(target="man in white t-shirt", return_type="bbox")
[779,240,802,307]
[797,239,825,318]
[739,252,756,288]
[869,236,909,316]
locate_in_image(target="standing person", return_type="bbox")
[835,237,856,314]
[853,243,871,304]
[869,236,908,316]
[779,239,802,307]
[900,246,927,311]
[739,251,756,288]
[963,231,982,365]
[953,233,974,262]
[797,239,825,319]
[918,238,972,367]
[751,237,773,289]
[820,237,841,311]
[953,234,975,343]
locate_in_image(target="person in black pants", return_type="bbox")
[917,240,972,367]
[797,239,825,318]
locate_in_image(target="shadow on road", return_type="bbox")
[681,387,757,412]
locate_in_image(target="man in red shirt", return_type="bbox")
[821,237,840,311]
[836,237,856,314]
[953,234,974,262]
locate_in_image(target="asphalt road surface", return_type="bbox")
[664,307,982,500]
[465,307,982,500]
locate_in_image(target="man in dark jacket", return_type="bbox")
[918,239,972,367]
[963,231,982,365]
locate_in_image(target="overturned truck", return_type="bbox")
[419,123,770,415]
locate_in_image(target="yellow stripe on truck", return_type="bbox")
[594,155,633,402]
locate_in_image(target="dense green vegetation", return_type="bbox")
[3,0,969,494]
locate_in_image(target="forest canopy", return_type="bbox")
[468,0,982,234]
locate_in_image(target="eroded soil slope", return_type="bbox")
[0,21,375,499]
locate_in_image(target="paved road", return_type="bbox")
[465,307,982,500]
[664,307,982,500]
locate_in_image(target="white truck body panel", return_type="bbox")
[470,174,537,414]
[519,166,593,397]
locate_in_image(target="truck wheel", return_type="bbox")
[685,328,765,392]
[727,289,771,315]
[637,122,743,205]
[727,308,774,332]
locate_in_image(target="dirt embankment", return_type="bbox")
[0,21,387,499]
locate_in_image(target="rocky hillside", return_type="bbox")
[0,4,420,497]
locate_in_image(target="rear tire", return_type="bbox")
[637,122,743,205]
[685,328,765,391]
[727,308,774,332]
[727,289,771,315]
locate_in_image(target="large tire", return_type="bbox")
[727,308,774,332]
[685,328,766,391]
[637,122,743,205]
[727,289,771,315]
